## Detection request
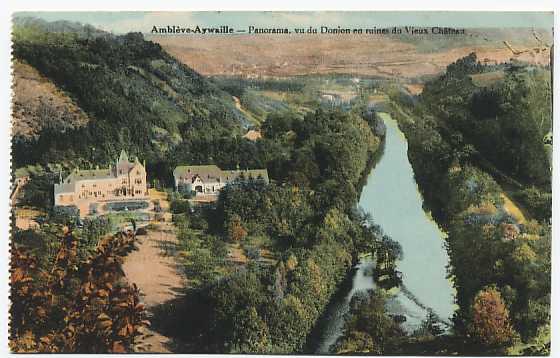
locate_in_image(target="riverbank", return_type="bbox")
[386,73,551,354]
[359,113,455,328]
[308,112,456,353]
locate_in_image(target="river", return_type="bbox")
[313,112,456,353]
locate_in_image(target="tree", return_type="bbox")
[227,214,247,242]
[230,307,270,353]
[333,290,404,354]
[415,309,444,337]
[469,287,516,347]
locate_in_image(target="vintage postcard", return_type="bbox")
[8,11,553,355]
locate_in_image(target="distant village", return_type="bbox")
[53,149,269,217]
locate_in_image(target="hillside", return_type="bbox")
[12,60,90,141]
[149,28,551,79]
[12,18,248,178]
[388,54,552,352]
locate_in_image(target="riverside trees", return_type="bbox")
[166,107,393,353]
[391,53,552,354]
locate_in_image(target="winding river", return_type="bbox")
[313,112,456,353]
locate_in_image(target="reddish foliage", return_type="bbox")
[469,287,515,347]
[228,215,248,242]
[10,229,148,353]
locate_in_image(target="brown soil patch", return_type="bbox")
[227,243,248,264]
[12,61,90,140]
[404,84,424,95]
[14,208,43,230]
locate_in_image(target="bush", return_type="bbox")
[170,198,190,214]
[513,187,551,222]
[51,205,80,225]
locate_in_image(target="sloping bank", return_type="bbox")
[386,95,551,354]
[307,112,456,354]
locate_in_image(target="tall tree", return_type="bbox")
[469,287,516,347]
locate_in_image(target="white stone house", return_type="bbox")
[173,164,269,196]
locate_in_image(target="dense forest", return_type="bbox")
[388,53,551,354]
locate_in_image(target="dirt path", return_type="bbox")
[123,221,185,352]
[122,190,186,353]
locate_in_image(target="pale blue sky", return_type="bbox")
[14,11,554,34]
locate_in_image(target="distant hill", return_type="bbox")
[12,17,248,176]
[12,17,109,39]
[149,28,551,79]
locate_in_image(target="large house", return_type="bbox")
[173,164,269,197]
[54,150,149,215]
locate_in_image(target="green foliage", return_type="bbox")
[217,182,314,247]
[169,198,191,214]
[414,309,445,338]
[77,216,113,257]
[18,167,55,209]
[12,19,391,354]
[513,187,551,222]
[12,218,110,270]
[333,290,404,354]
[397,53,551,222]
[173,107,385,353]
[202,236,355,353]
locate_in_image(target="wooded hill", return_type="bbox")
[12,17,248,181]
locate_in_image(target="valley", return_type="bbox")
[9,16,552,355]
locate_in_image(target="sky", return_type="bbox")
[13,11,554,34]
